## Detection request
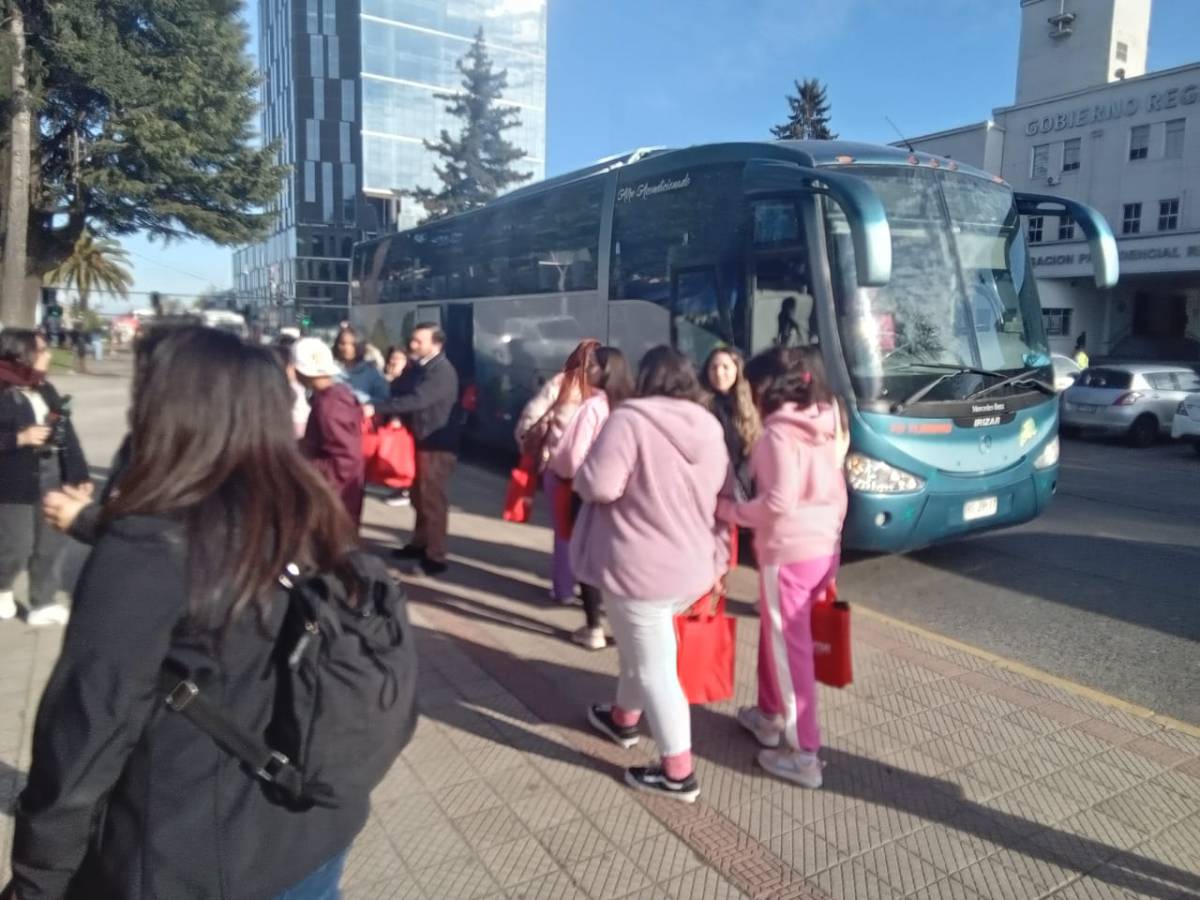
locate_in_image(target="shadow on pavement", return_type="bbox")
[413,601,1200,900]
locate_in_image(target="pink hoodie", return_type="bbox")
[570,396,729,601]
[549,393,609,479]
[716,402,848,565]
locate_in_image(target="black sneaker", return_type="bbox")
[624,766,700,803]
[586,703,639,749]
[418,558,449,577]
[392,544,425,561]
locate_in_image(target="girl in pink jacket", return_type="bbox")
[550,347,634,650]
[716,346,848,789]
[571,347,729,803]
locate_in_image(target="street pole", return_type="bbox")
[2,1,33,327]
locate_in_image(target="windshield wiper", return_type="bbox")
[967,368,1055,400]
[891,364,1005,412]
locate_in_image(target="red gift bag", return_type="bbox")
[367,421,416,488]
[361,418,380,462]
[811,581,853,688]
[551,476,574,541]
[502,453,538,523]
[675,594,737,705]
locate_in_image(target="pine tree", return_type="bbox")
[771,78,838,141]
[1,0,286,327]
[410,29,531,221]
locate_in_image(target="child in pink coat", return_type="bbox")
[716,346,848,788]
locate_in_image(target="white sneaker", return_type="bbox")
[571,626,606,650]
[26,605,70,628]
[737,706,784,748]
[384,489,411,508]
[758,748,823,788]
[0,591,16,621]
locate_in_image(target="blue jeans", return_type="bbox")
[274,850,347,900]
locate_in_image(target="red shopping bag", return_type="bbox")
[367,421,416,488]
[502,453,538,523]
[811,581,853,688]
[675,593,737,705]
[361,418,380,462]
[551,476,574,541]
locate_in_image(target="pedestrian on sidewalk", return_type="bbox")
[5,326,366,900]
[273,334,311,439]
[550,346,634,650]
[701,345,761,501]
[372,323,460,577]
[294,336,367,525]
[334,325,390,407]
[0,330,91,627]
[379,345,413,508]
[572,346,729,803]
[716,346,848,789]
[515,338,601,604]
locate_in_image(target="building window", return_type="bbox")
[1062,138,1081,171]
[1158,198,1180,231]
[1031,144,1050,179]
[1165,118,1185,159]
[1043,308,1072,337]
[1027,215,1044,243]
[1058,216,1075,241]
[1129,124,1150,160]
[1116,41,1128,62]
[1122,202,1142,234]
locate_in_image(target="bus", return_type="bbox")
[349,141,1119,552]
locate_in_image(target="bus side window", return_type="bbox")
[672,267,725,365]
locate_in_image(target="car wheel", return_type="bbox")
[1128,414,1158,448]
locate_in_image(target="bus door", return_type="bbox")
[746,196,818,356]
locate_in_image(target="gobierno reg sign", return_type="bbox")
[1024,83,1199,137]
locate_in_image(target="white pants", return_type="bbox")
[603,593,693,757]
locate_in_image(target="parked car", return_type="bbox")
[1170,392,1200,455]
[1060,364,1200,447]
[1051,354,1081,392]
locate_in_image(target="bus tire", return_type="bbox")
[1127,415,1158,448]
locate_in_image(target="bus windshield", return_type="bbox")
[827,166,1051,409]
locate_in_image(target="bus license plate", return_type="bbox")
[963,496,998,522]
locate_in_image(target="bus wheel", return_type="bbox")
[1127,415,1158,448]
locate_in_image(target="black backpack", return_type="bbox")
[158,551,418,810]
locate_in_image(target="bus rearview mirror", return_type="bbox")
[1014,193,1119,290]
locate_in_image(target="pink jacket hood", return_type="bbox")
[717,401,848,565]
[570,396,730,600]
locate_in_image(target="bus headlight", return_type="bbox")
[845,453,925,494]
[1034,436,1060,469]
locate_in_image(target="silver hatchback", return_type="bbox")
[1060,364,1200,447]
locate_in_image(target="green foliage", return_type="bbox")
[6,0,286,273]
[44,230,133,310]
[410,29,531,221]
[771,78,837,141]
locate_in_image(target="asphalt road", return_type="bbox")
[56,358,1200,725]
[840,434,1200,726]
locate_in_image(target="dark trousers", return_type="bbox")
[569,491,602,629]
[412,450,456,563]
[0,458,68,609]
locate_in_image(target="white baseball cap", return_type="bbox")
[292,337,341,378]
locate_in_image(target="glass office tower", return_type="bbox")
[233,0,547,328]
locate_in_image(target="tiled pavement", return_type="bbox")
[3,462,1200,898]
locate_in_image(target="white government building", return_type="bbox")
[907,0,1200,361]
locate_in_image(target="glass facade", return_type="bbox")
[233,0,548,323]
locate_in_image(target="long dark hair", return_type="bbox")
[333,325,365,364]
[589,346,634,407]
[104,327,355,632]
[0,329,40,369]
[636,346,707,403]
[744,345,839,417]
[701,346,762,451]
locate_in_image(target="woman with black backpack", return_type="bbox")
[5,326,412,900]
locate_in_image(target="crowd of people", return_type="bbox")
[0,318,850,896]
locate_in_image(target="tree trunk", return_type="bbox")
[1,1,34,327]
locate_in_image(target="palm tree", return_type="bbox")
[45,231,133,312]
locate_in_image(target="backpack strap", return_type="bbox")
[157,669,306,802]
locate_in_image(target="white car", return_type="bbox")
[1171,392,1200,455]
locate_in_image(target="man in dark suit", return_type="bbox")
[372,323,459,576]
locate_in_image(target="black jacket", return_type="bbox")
[8,516,367,900]
[378,353,460,453]
[0,382,88,503]
[711,393,753,498]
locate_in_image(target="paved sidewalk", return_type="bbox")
[2,440,1200,897]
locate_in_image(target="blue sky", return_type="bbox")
[115,0,1197,308]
